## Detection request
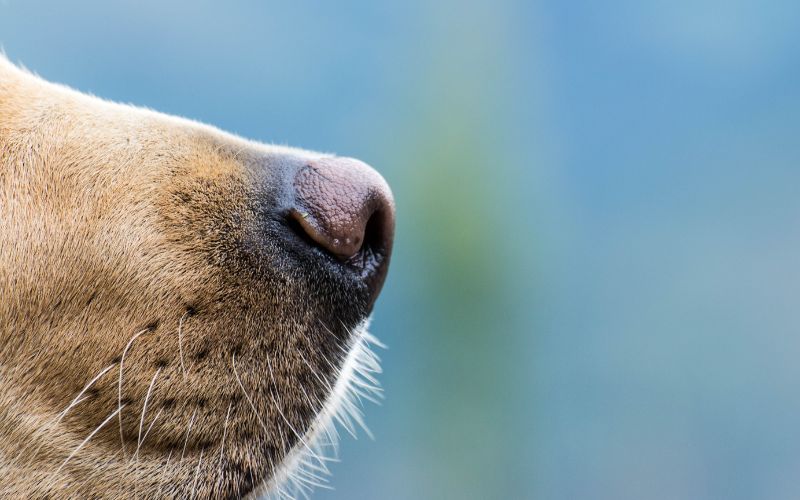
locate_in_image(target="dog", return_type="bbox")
[0,54,394,498]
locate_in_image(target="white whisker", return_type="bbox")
[118,328,148,458]
[265,321,384,498]
[54,405,124,477]
[17,363,115,468]
[57,364,116,423]
[217,401,233,480]
[232,353,269,435]
[189,448,204,499]
[296,348,334,394]
[265,353,333,471]
[157,450,174,496]
[181,408,198,461]
[135,367,161,460]
[138,408,163,452]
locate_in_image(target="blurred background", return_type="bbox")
[3,1,800,498]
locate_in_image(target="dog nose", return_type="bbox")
[289,157,395,296]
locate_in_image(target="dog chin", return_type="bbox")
[253,320,383,499]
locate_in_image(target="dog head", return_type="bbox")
[0,56,394,498]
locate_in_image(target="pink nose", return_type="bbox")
[289,157,395,297]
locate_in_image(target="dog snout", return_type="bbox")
[288,157,395,302]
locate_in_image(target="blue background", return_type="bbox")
[2,1,800,498]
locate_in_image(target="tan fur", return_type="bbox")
[0,56,377,498]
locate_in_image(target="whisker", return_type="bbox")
[296,348,334,395]
[17,363,115,467]
[189,448,204,499]
[296,380,321,411]
[265,353,333,470]
[118,328,148,458]
[267,323,384,498]
[56,364,116,423]
[157,449,174,496]
[138,408,163,452]
[216,401,233,482]
[232,353,269,435]
[135,367,161,460]
[54,405,125,477]
[181,408,198,461]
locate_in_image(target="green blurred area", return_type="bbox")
[373,8,529,497]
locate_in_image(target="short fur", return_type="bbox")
[0,56,383,498]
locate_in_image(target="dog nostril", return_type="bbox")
[289,157,395,297]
